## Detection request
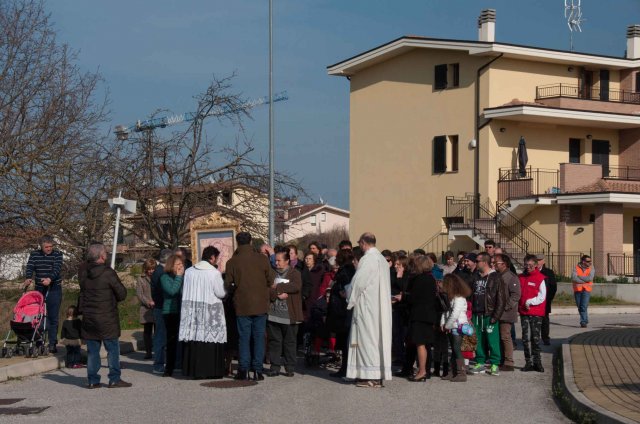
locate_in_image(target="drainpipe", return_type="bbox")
[474,53,503,218]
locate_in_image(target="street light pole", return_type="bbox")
[268,0,275,246]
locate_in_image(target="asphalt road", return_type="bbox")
[2,313,639,424]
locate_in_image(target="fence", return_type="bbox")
[608,253,640,277]
[536,83,640,105]
[545,252,587,278]
[497,167,559,202]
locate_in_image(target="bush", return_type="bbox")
[593,276,607,284]
[129,264,143,277]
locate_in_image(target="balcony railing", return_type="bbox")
[497,167,559,202]
[536,83,640,105]
[605,165,640,181]
[608,253,640,277]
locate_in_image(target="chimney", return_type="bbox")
[478,9,496,43]
[627,25,640,59]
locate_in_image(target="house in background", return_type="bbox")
[328,9,640,276]
[277,201,350,243]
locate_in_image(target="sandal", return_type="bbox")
[355,379,383,388]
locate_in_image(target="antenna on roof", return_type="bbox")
[564,0,585,51]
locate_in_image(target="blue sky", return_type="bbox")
[47,0,639,209]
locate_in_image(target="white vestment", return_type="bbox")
[346,247,392,380]
[179,261,227,343]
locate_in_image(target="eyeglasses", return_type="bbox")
[494,262,504,266]
[526,263,536,268]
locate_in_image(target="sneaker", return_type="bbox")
[486,365,500,376]
[152,368,165,375]
[108,380,132,388]
[468,364,485,374]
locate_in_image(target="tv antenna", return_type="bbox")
[564,0,585,51]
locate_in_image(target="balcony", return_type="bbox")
[497,167,559,203]
[536,83,640,115]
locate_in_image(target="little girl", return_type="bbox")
[440,274,471,382]
[61,305,83,368]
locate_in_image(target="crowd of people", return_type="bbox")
[20,233,597,389]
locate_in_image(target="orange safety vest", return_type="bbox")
[572,265,593,292]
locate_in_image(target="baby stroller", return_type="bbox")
[1,290,50,358]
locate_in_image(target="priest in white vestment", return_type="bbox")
[346,232,392,386]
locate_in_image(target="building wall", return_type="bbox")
[283,211,349,242]
[564,223,594,253]
[519,205,559,250]
[349,49,485,249]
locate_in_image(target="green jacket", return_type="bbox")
[161,273,183,315]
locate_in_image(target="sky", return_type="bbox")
[46,0,639,210]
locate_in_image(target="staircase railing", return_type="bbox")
[495,202,551,256]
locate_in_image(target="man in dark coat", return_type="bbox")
[537,254,557,345]
[78,243,129,389]
[224,232,275,381]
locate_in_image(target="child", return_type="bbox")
[61,305,83,369]
[440,274,472,382]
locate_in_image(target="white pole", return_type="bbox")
[111,206,121,269]
[268,0,275,246]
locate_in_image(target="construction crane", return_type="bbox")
[114,91,288,140]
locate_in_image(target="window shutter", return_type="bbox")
[452,63,460,87]
[635,72,640,93]
[434,64,448,90]
[433,136,447,173]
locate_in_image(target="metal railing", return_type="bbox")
[444,194,551,268]
[608,253,640,277]
[417,231,451,256]
[497,167,560,203]
[546,252,589,279]
[536,83,640,104]
[605,166,640,181]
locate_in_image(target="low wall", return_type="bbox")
[557,282,640,303]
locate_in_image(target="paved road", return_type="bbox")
[2,313,639,424]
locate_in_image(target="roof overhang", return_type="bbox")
[483,105,640,129]
[327,37,640,77]
[557,192,640,205]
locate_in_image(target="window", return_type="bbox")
[321,212,326,222]
[434,63,459,90]
[569,138,581,163]
[310,215,317,226]
[221,190,232,205]
[433,136,447,173]
[433,135,458,174]
[635,72,640,93]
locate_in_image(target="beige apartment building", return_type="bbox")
[328,10,640,276]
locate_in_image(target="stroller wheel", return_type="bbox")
[6,348,13,358]
[32,348,39,359]
[43,345,50,356]
[1,347,6,358]
[39,345,46,355]
[26,347,34,358]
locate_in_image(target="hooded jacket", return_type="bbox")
[78,262,127,340]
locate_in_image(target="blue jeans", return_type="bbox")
[86,339,121,385]
[36,284,62,346]
[237,314,267,372]
[574,291,590,326]
[152,308,166,372]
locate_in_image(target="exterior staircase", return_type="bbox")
[444,194,551,268]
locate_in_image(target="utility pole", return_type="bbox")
[268,0,275,246]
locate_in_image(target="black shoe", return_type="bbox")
[542,339,551,346]
[234,370,249,380]
[144,353,152,359]
[282,371,295,377]
[252,371,264,381]
[580,323,588,328]
[329,371,346,378]
[521,363,535,372]
[265,369,280,377]
[534,364,545,373]
[108,380,132,388]
[49,346,58,354]
[393,369,412,378]
[408,373,428,382]
[87,383,101,389]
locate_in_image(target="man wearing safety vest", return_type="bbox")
[571,255,594,328]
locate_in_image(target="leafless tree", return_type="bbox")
[0,0,111,269]
[110,74,305,250]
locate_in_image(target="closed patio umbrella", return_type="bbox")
[518,136,528,178]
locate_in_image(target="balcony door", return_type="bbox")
[592,140,610,177]
[599,70,610,101]
[634,217,640,276]
[582,70,593,100]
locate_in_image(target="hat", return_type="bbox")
[464,252,477,262]
[536,254,545,261]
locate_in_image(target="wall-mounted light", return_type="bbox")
[469,139,477,149]
[499,127,506,133]
[586,134,593,139]
[575,227,585,234]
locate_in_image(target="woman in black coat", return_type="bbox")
[401,255,438,382]
[325,249,356,378]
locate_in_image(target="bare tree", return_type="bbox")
[0,0,111,269]
[110,74,304,250]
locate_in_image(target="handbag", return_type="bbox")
[460,322,478,352]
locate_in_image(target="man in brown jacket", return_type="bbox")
[265,250,303,377]
[492,253,522,372]
[224,232,275,381]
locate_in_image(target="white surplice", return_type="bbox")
[345,247,392,380]
[179,261,227,343]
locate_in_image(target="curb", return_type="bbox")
[558,338,637,424]
[0,337,138,383]
[552,306,640,316]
